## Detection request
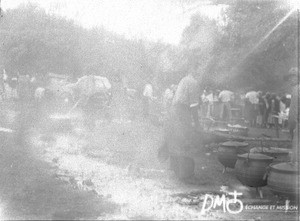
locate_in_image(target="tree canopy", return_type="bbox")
[176,1,298,92]
[0,1,298,93]
[0,3,170,91]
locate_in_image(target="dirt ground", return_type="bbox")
[0,102,118,220]
[0,87,298,220]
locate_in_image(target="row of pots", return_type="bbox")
[217,141,298,199]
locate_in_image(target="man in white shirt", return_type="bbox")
[163,84,176,117]
[245,91,259,105]
[206,89,214,118]
[143,83,153,98]
[159,68,200,180]
[34,87,46,103]
[245,90,259,127]
[287,67,299,163]
[142,83,154,117]
[172,72,200,129]
[218,89,234,121]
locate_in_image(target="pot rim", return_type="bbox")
[220,141,249,147]
[237,153,273,161]
[227,124,248,129]
[250,147,291,155]
[269,162,299,174]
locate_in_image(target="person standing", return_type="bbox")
[262,92,271,128]
[76,72,97,129]
[142,82,155,118]
[257,91,265,127]
[235,91,245,120]
[204,88,214,118]
[9,71,18,100]
[269,93,280,128]
[29,74,39,100]
[218,89,234,121]
[172,72,200,130]
[163,84,176,118]
[17,74,31,103]
[286,67,299,163]
[245,90,259,127]
[158,66,200,180]
[201,89,208,118]
[278,94,287,127]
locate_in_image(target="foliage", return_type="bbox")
[0,4,169,92]
[0,2,297,93]
[176,1,298,92]
[0,4,81,77]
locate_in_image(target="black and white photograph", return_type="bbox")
[0,0,299,220]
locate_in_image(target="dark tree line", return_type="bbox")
[0,4,170,92]
[0,2,297,93]
[173,1,298,92]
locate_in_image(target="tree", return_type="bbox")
[0,4,82,77]
[0,3,169,92]
[176,1,298,91]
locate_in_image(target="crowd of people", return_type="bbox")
[1,66,298,181]
[0,68,293,133]
[0,70,39,102]
[199,89,291,129]
[157,65,299,180]
[143,80,291,131]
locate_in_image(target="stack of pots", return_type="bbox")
[235,153,273,188]
[217,141,249,172]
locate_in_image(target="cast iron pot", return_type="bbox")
[266,162,299,200]
[235,153,273,188]
[217,141,249,171]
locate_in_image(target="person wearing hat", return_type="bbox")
[286,67,299,163]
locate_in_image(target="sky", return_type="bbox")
[1,0,225,45]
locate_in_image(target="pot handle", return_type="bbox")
[244,152,250,166]
[263,166,271,180]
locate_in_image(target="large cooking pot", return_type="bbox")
[235,153,273,187]
[217,141,249,172]
[250,147,290,163]
[267,162,299,199]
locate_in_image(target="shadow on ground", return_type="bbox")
[0,106,117,220]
